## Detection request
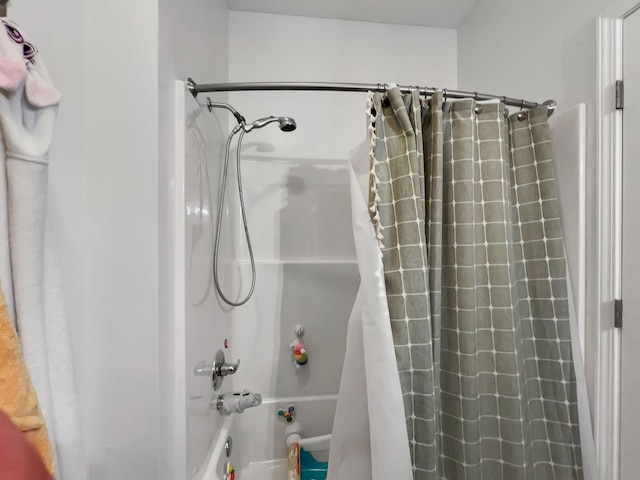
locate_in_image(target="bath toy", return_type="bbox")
[290,324,309,368]
[223,461,235,480]
[277,404,296,423]
[291,342,308,367]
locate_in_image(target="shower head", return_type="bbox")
[247,116,297,132]
[279,117,297,132]
[207,100,297,134]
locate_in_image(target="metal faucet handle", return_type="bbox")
[218,359,240,376]
[194,361,214,377]
[194,350,240,391]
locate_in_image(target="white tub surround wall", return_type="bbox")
[159,1,230,479]
[213,155,360,468]
[182,99,237,479]
[549,105,588,362]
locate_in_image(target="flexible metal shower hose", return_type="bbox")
[213,128,257,306]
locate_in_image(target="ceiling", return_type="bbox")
[227,0,478,29]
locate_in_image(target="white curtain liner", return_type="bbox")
[327,141,413,480]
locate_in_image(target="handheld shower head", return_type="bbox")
[206,100,297,134]
[278,117,297,132]
[248,116,297,132]
[205,100,298,307]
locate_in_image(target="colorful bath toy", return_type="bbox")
[223,461,235,480]
[290,324,309,369]
[277,404,296,423]
[291,342,308,367]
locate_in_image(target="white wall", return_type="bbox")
[10,1,229,479]
[458,0,618,471]
[83,3,160,478]
[457,0,620,104]
[10,2,160,479]
[229,11,458,161]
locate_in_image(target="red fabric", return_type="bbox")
[0,409,52,479]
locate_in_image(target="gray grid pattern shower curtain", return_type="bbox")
[369,88,582,479]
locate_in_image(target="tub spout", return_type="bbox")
[215,390,262,416]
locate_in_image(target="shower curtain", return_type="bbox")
[0,19,85,479]
[327,142,413,480]
[331,86,596,480]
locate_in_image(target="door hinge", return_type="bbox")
[616,80,625,110]
[615,299,623,328]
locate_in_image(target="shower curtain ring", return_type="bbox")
[422,87,431,105]
[474,91,479,101]
[443,89,448,101]
[520,99,526,110]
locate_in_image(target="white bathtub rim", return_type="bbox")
[192,415,233,480]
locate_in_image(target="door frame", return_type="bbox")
[597,2,640,479]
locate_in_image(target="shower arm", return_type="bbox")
[206,98,247,128]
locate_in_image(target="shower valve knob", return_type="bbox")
[194,350,240,391]
[218,359,240,376]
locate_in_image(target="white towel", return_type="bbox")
[0,18,85,479]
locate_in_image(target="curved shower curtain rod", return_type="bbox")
[186,78,556,116]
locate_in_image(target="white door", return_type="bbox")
[620,8,640,479]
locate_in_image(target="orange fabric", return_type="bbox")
[0,288,54,475]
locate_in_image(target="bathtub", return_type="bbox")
[193,396,335,480]
[192,415,292,480]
